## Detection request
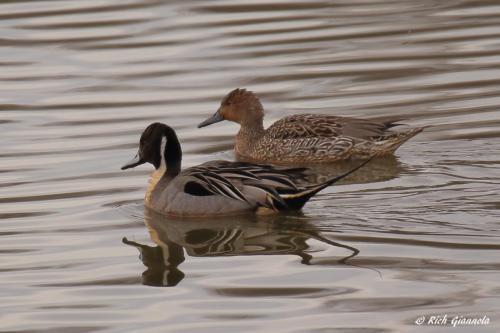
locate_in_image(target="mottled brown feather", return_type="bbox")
[267,114,398,139]
[203,89,425,163]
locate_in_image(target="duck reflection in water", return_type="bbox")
[294,155,405,185]
[124,209,361,287]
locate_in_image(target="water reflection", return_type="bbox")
[124,209,360,287]
[123,237,185,287]
[302,155,405,184]
[3,0,500,330]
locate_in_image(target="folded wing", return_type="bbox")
[268,114,402,140]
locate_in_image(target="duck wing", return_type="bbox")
[181,161,309,210]
[180,157,373,212]
[268,114,401,140]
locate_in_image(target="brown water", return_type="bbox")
[1,0,500,332]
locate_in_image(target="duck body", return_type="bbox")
[122,123,373,217]
[145,160,302,217]
[145,166,253,216]
[235,114,423,163]
[198,89,424,163]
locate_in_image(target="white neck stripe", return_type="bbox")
[159,136,167,169]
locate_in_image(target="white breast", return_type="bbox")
[145,137,167,204]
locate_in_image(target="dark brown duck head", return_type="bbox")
[198,88,264,128]
[121,122,182,177]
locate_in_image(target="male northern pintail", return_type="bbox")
[122,122,373,217]
[198,88,424,163]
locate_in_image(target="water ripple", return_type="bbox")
[1,0,500,332]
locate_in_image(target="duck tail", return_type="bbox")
[382,126,425,153]
[282,156,375,210]
[382,118,406,130]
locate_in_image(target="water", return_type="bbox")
[1,0,500,332]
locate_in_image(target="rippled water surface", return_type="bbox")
[1,0,500,332]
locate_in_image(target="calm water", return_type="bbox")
[1,0,500,332]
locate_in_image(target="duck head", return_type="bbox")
[198,88,264,128]
[122,123,182,176]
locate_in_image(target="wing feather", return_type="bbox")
[191,173,248,203]
[181,161,313,211]
[268,114,395,140]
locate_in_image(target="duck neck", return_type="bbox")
[236,117,265,152]
[162,127,182,179]
[149,130,182,190]
[145,128,182,206]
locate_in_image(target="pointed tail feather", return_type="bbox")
[282,156,375,210]
[382,118,406,130]
[383,126,425,153]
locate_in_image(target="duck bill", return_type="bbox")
[198,109,224,128]
[121,153,145,170]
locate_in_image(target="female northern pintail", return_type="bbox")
[121,122,373,217]
[198,88,424,163]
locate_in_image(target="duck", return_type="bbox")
[121,122,373,217]
[198,88,425,163]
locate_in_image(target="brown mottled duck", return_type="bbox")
[198,88,424,164]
